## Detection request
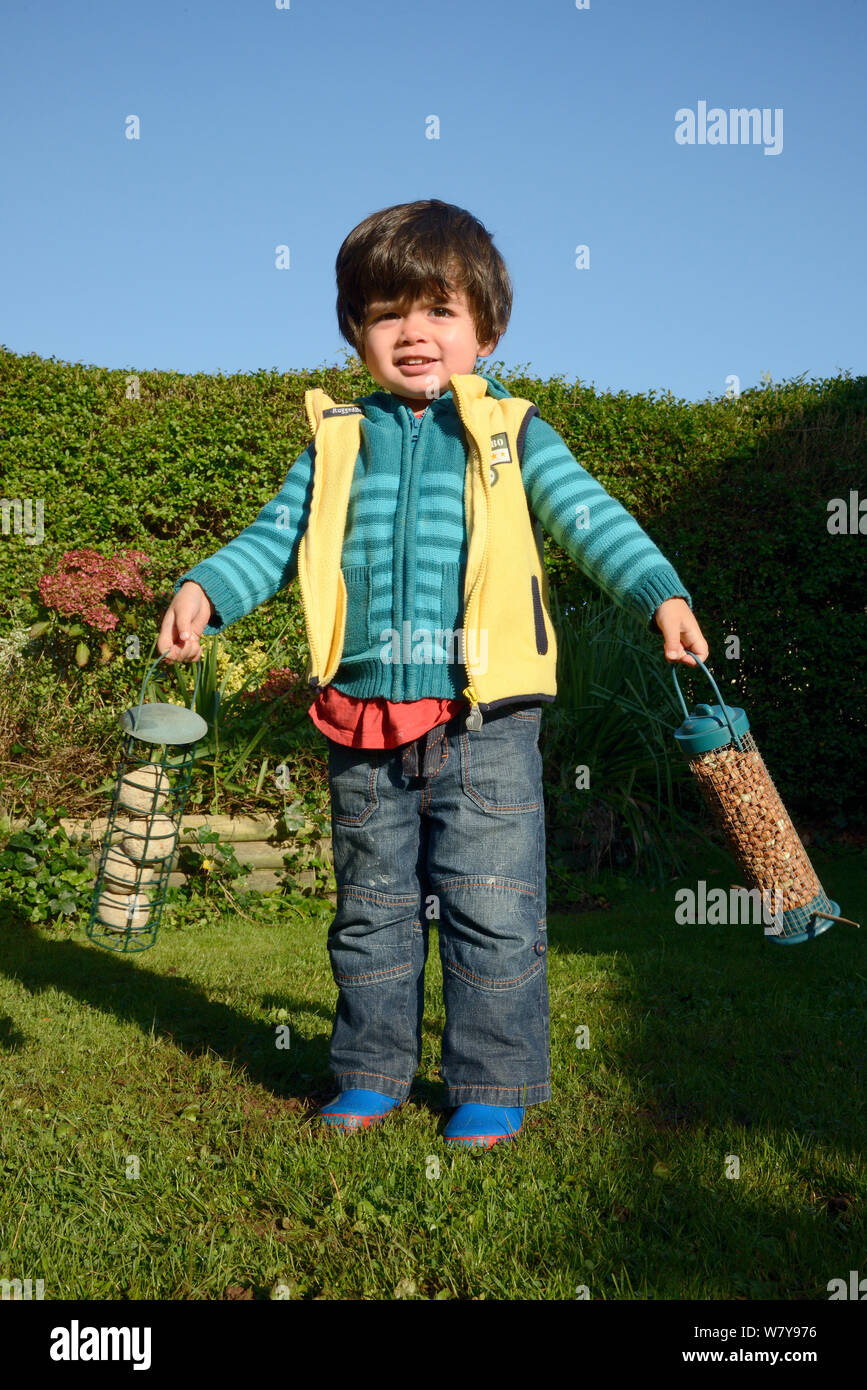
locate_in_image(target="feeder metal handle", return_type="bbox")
[132,649,203,731]
[671,652,745,751]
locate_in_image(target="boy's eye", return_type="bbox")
[372,306,452,323]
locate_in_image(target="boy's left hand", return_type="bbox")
[653,597,709,667]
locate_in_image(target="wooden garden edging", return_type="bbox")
[9,813,336,900]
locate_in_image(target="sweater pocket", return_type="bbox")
[438,562,463,665]
[341,565,372,655]
[440,562,462,627]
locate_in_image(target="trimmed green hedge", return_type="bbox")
[1,345,864,819]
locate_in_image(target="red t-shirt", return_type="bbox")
[307,401,466,750]
[309,684,465,749]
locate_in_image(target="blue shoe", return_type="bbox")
[443,1103,524,1147]
[317,1088,402,1131]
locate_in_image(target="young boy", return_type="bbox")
[159,199,708,1148]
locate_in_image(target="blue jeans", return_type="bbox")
[324,703,550,1108]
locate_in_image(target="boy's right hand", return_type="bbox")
[157,582,214,663]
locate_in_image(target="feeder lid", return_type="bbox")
[673,701,750,756]
[119,701,209,746]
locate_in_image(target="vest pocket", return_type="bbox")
[530,575,548,655]
[341,565,372,654]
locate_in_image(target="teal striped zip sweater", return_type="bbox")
[174,373,693,701]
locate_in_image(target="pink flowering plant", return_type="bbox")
[33,548,154,669]
[238,665,304,708]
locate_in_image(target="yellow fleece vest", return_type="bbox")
[296,373,558,718]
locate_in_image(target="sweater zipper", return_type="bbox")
[450,385,489,730]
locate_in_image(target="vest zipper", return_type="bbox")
[462,684,483,730]
[297,436,323,686]
[451,383,490,730]
[297,561,321,687]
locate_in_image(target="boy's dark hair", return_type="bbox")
[336,199,513,360]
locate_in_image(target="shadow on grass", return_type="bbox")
[0,904,338,1106]
[544,842,867,1142]
[1,842,863,1146]
[0,901,452,1115]
[1,846,865,1299]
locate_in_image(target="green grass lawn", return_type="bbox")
[1,841,864,1301]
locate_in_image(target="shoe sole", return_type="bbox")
[317,1102,403,1132]
[444,1131,521,1148]
[318,1114,388,1131]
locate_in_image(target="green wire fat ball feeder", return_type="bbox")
[85,653,208,953]
[671,655,859,944]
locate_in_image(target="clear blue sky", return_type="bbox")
[1,0,864,403]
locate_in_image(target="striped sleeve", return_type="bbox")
[521,414,692,632]
[172,442,315,636]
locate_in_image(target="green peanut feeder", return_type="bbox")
[121,813,179,864]
[116,763,172,816]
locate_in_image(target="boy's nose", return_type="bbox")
[399,309,434,333]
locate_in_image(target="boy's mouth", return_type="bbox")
[397,357,438,375]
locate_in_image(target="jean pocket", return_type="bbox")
[507,706,542,728]
[328,742,381,826]
[341,565,372,654]
[459,709,542,814]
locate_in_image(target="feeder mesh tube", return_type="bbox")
[87,737,192,952]
[688,732,821,910]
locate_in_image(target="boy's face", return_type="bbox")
[360,287,498,408]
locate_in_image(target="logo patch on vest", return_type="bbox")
[490,432,512,464]
[322,406,363,418]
